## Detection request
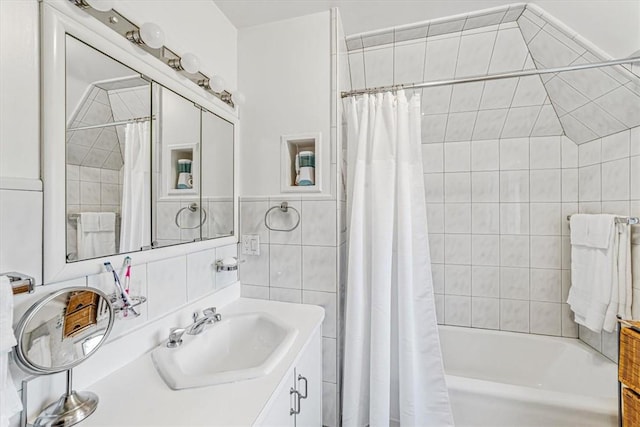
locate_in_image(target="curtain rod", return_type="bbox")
[341,56,640,98]
[67,116,153,132]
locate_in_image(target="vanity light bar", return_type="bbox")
[67,0,235,108]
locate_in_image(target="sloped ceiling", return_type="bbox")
[66,77,150,170]
[345,3,640,144]
[66,86,122,170]
[517,7,640,143]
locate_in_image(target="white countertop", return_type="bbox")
[82,297,324,426]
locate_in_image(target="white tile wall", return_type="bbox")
[517,8,640,144]
[575,127,640,360]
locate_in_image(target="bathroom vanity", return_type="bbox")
[81,295,324,426]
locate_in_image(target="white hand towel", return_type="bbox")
[0,276,23,427]
[79,212,101,232]
[77,212,116,259]
[567,215,617,332]
[98,212,115,232]
[570,214,615,249]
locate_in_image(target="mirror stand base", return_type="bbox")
[33,391,98,427]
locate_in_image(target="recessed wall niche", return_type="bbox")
[280,132,322,193]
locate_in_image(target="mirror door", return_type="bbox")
[201,109,234,239]
[65,36,152,262]
[152,85,203,247]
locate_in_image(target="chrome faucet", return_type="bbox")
[166,307,222,348]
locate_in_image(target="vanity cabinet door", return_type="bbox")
[294,327,322,427]
[257,368,296,427]
[256,326,322,427]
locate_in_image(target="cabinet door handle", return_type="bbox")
[297,374,308,400]
[290,387,301,415]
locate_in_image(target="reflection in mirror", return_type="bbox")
[15,287,114,374]
[201,109,234,239]
[152,84,203,247]
[65,36,151,262]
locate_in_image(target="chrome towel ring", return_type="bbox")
[264,202,301,232]
[175,202,207,229]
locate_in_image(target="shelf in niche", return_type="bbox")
[280,132,322,193]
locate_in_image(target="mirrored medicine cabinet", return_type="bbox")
[43,3,238,283]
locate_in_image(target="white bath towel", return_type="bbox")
[568,214,631,333]
[0,276,23,427]
[77,212,116,259]
[617,224,633,320]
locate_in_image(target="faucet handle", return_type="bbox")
[192,312,199,323]
[203,307,217,317]
[203,307,222,322]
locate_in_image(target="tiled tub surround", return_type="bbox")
[575,126,640,360]
[11,243,239,423]
[65,165,123,259]
[424,135,579,337]
[344,3,640,350]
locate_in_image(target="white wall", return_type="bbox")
[112,0,238,90]
[238,11,331,197]
[0,0,42,285]
[0,0,40,181]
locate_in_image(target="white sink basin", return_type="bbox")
[151,312,298,390]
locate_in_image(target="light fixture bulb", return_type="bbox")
[210,76,226,92]
[180,53,200,74]
[139,22,165,49]
[85,0,114,11]
[233,91,246,106]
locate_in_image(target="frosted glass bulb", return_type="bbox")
[139,22,165,49]
[233,91,246,106]
[85,0,114,11]
[210,76,225,92]
[180,53,200,74]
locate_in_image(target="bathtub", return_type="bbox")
[439,326,618,427]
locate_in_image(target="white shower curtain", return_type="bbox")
[342,91,453,427]
[120,122,150,253]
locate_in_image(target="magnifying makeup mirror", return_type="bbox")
[14,286,114,426]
